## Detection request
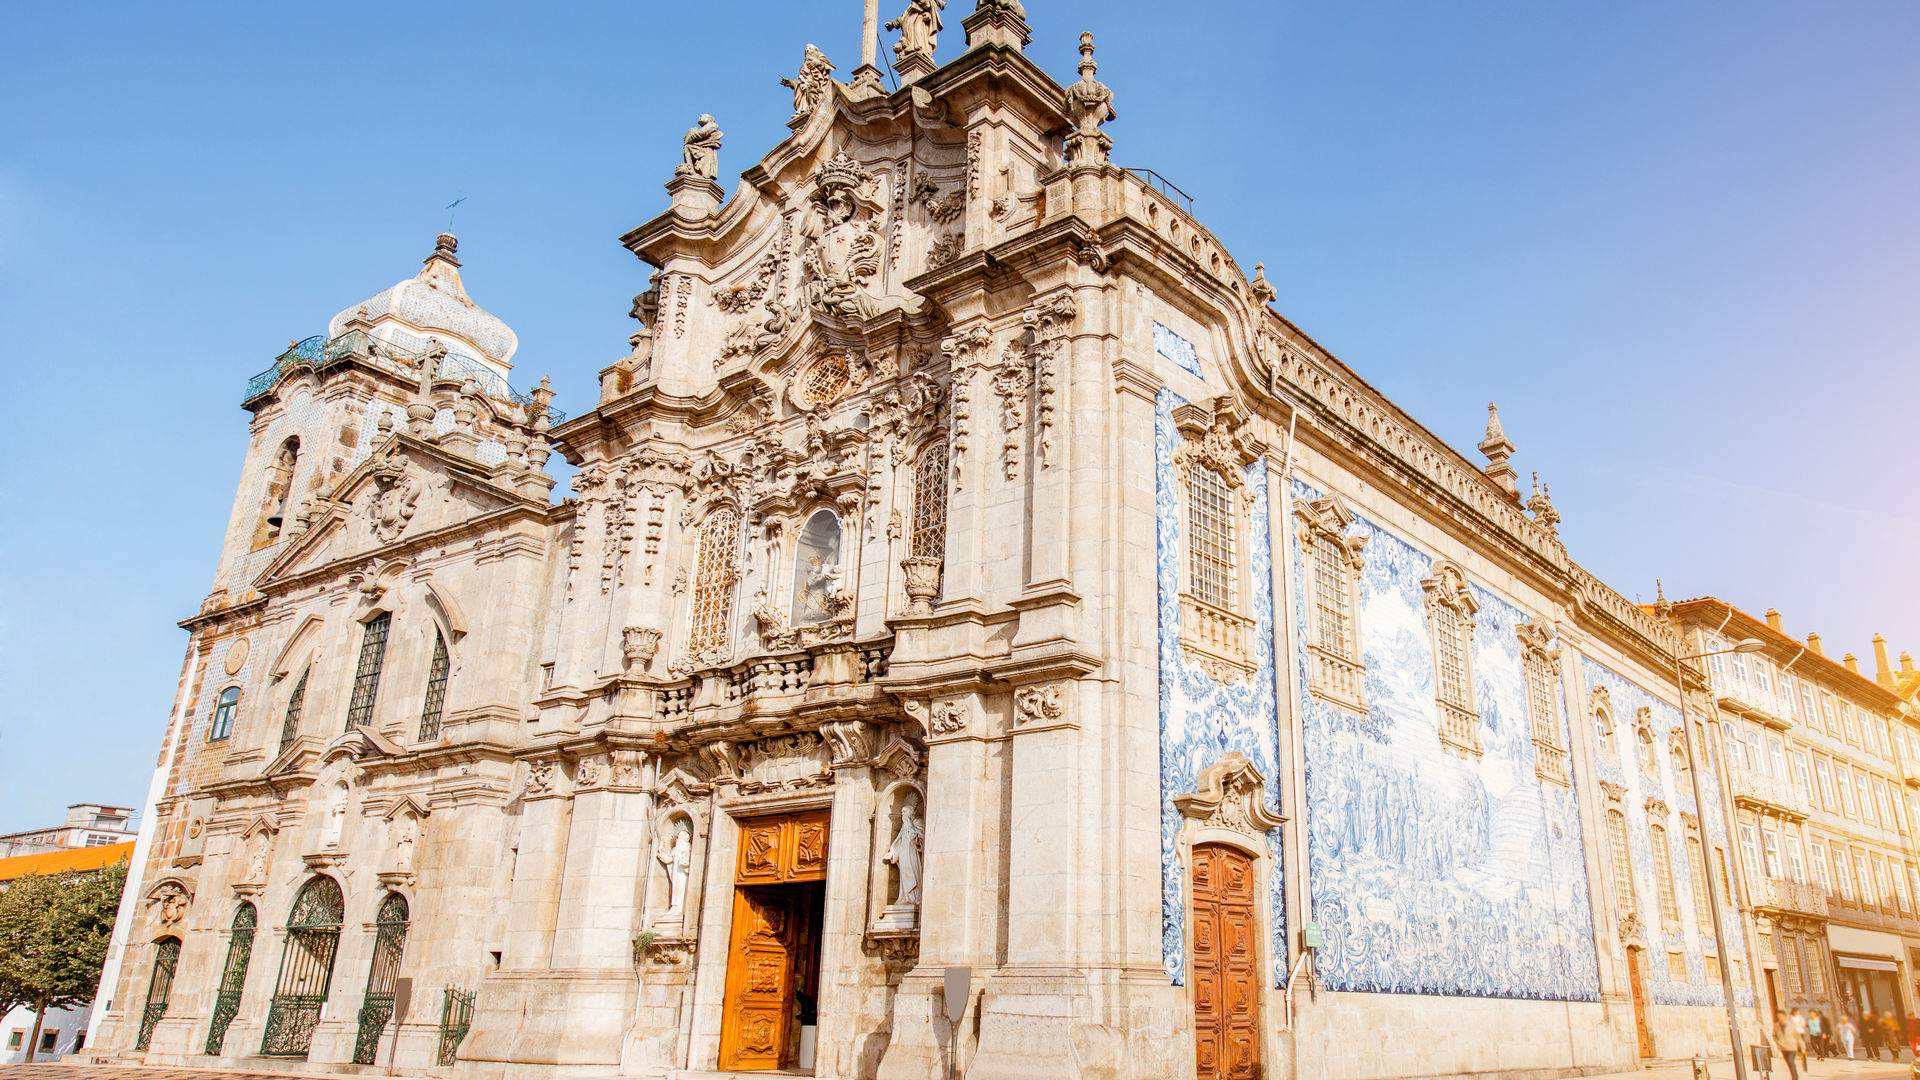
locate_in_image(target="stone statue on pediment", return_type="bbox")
[887,0,945,64]
[677,115,722,179]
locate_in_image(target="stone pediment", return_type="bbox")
[322,725,406,764]
[257,437,525,588]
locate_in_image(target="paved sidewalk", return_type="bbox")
[1578,1053,1913,1080]
[0,1065,436,1080]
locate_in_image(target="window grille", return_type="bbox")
[1310,534,1352,658]
[210,687,241,743]
[136,937,182,1051]
[351,893,411,1065]
[279,669,308,754]
[1686,836,1711,933]
[688,511,741,656]
[1524,649,1557,747]
[1716,848,1732,906]
[205,903,257,1055]
[261,877,344,1056]
[910,442,948,562]
[1606,809,1635,912]
[1185,466,1234,610]
[345,613,392,733]
[418,632,450,741]
[1783,935,1803,996]
[1432,604,1470,710]
[800,354,851,406]
[1650,825,1678,925]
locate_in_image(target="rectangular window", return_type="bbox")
[1878,780,1897,831]
[1311,535,1354,659]
[1843,701,1859,744]
[1834,844,1855,901]
[1782,936,1803,996]
[1895,865,1913,915]
[1686,835,1712,932]
[1874,859,1894,911]
[8,1031,21,1050]
[1855,852,1873,906]
[1740,823,1761,879]
[1651,825,1679,925]
[1744,728,1764,772]
[38,1030,55,1052]
[1768,737,1788,781]
[1607,810,1635,911]
[1731,653,1748,685]
[1857,771,1876,825]
[1524,649,1558,746]
[1801,683,1818,727]
[1816,757,1836,809]
[1839,768,1858,817]
[208,686,239,743]
[1705,954,1722,982]
[1431,603,1470,710]
[1186,466,1235,610]
[1806,940,1825,997]
[1761,829,1782,880]
[1810,841,1831,892]
[279,667,309,754]
[1823,694,1840,736]
[1785,836,1806,884]
[1668,950,1688,982]
[344,611,392,732]
[1794,752,1814,804]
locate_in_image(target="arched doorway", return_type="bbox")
[135,937,182,1051]
[204,903,257,1055]
[352,893,411,1064]
[261,876,344,1056]
[1191,843,1258,1080]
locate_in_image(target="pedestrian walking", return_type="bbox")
[1841,1015,1859,1060]
[1808,1010,1826,1059]
[1884,1012,1903,1061]
[1789,1009,1810,1073]
[1776,1013,1805,1080]
[1864,1010,1882,1060]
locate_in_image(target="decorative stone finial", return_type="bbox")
[1062,32,1116,166]
[1477,402,1518,497]
[1248,263,1276,305]
[427,233,461,268]
[1527,471,1561,534]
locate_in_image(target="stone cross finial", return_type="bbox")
[1248,263,1277,305]
[1477,402,1518,497]
[1062,32,1116,166]
[427,233,461,268]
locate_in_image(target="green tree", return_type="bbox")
[0,859,128,1061]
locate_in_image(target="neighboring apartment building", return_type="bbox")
[87,8,1793,1080]
[0,842,135,1063]
[1668,599,1920,1028]
[0,805,138,858]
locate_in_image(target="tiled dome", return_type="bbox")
[328,234,518,369]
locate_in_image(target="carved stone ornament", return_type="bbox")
[622,625,662,672]
[575,756,607,790]
[940,324,992,489]
[701,740,742,782]
[1171,395,1259,501]
[524,758,562,798]
[901,555,942,616]
[929,698,968,735]
[867,929,921,978]
[1062,33,1116,165]
[1644,797,1670,821]
[641,934,697,968]
[1013,684,1066,727]
[1173,752,1286,838]
[1618,912,1645,945]
[150,881,193,928]
[821,719,876,766]
[796,154,886,321]
[1680,811,1701,832]
[1598,780,1627,804]
[365,453,422,543]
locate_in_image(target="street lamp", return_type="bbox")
[1674,637,1765,1080]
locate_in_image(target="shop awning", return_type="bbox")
[1835,955,1899,972]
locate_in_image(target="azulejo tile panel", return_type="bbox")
[1581,658,1751,1008]
[1153,322,1204,379]
[1155,390,1285,987]
[1292,481,1601,1002]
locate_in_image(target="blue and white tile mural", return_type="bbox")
[1581,658,1751,1008]
[1155,390,1286,987]
[1291,481,1601,1001]
[1153,322,1204,379]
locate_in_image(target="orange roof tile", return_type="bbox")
[0,842,135,883]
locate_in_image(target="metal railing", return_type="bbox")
[1126,168,1194,215]
[437,987,475,1066]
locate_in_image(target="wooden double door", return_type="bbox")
[1192,844,1260,1080]
[719,810,829,1072]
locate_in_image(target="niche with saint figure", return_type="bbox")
[790,510,845,626]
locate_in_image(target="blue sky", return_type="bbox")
[2,1,1916,832]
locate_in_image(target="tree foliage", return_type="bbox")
[0,859,129,1018]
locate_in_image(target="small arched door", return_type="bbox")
[261,876,344,1056]
[1191,844,1259,1080]
[135,937,182,1051]
[204,903,257,1055]
[351,893,412,1064]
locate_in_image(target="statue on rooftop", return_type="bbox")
[780,45,837,125]
[676,115,723,180]
[887,0,945,65]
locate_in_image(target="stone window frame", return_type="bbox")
[208,685,242,744]
[1603,797,1639,942]
[1171,397,1262,685]
[1632,707,1659,782]
[1517,619,1566,786]
[344,610,393,734]
[1420,559,1481,758]
[1592,686,1618,761]
[686,506,744,662]
[1296,494,1367,713]
[908,437,949,564]
[1648,819,1679,929]
[1683,827,1712,938]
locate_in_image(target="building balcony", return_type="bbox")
[1726,762,1811,821]
[1750,877,1827,922]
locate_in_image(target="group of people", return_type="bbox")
[1774,1005,1919,1077]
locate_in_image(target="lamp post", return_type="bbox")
[1674,636,1767,1080]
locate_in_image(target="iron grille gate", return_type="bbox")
[437,987,475,1066]
[261,877,344,1056]
[136,937,182,1051]
[351,893,411,1065]
[204,903,257,1055]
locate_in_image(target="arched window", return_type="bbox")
[791,510,845,627]
[345,612,392,732]
[910,441,948,564]
[1634,709,1658,779]
[418,631,450,741]
[205,903,258,1055]
[1422,561,1481,757]
[209,687,241,743]
[1593,688,1617,759]
[1649,823,1678,927]
[351,893,412,1064]
[279,668,309,755]
[1606,809,1636,918]
[136,936,183,1051]
[687,510,741,657]
[261,877,344,1056]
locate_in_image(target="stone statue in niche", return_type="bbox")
[877,797,924,930]
[677,115,723,179]
[394,818,417,873]
[243,831,269,882]
[322,784,348,850]
[658,820,692,923]
[790,510,844,626]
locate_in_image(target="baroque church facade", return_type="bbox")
[92,5,1783,1079]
